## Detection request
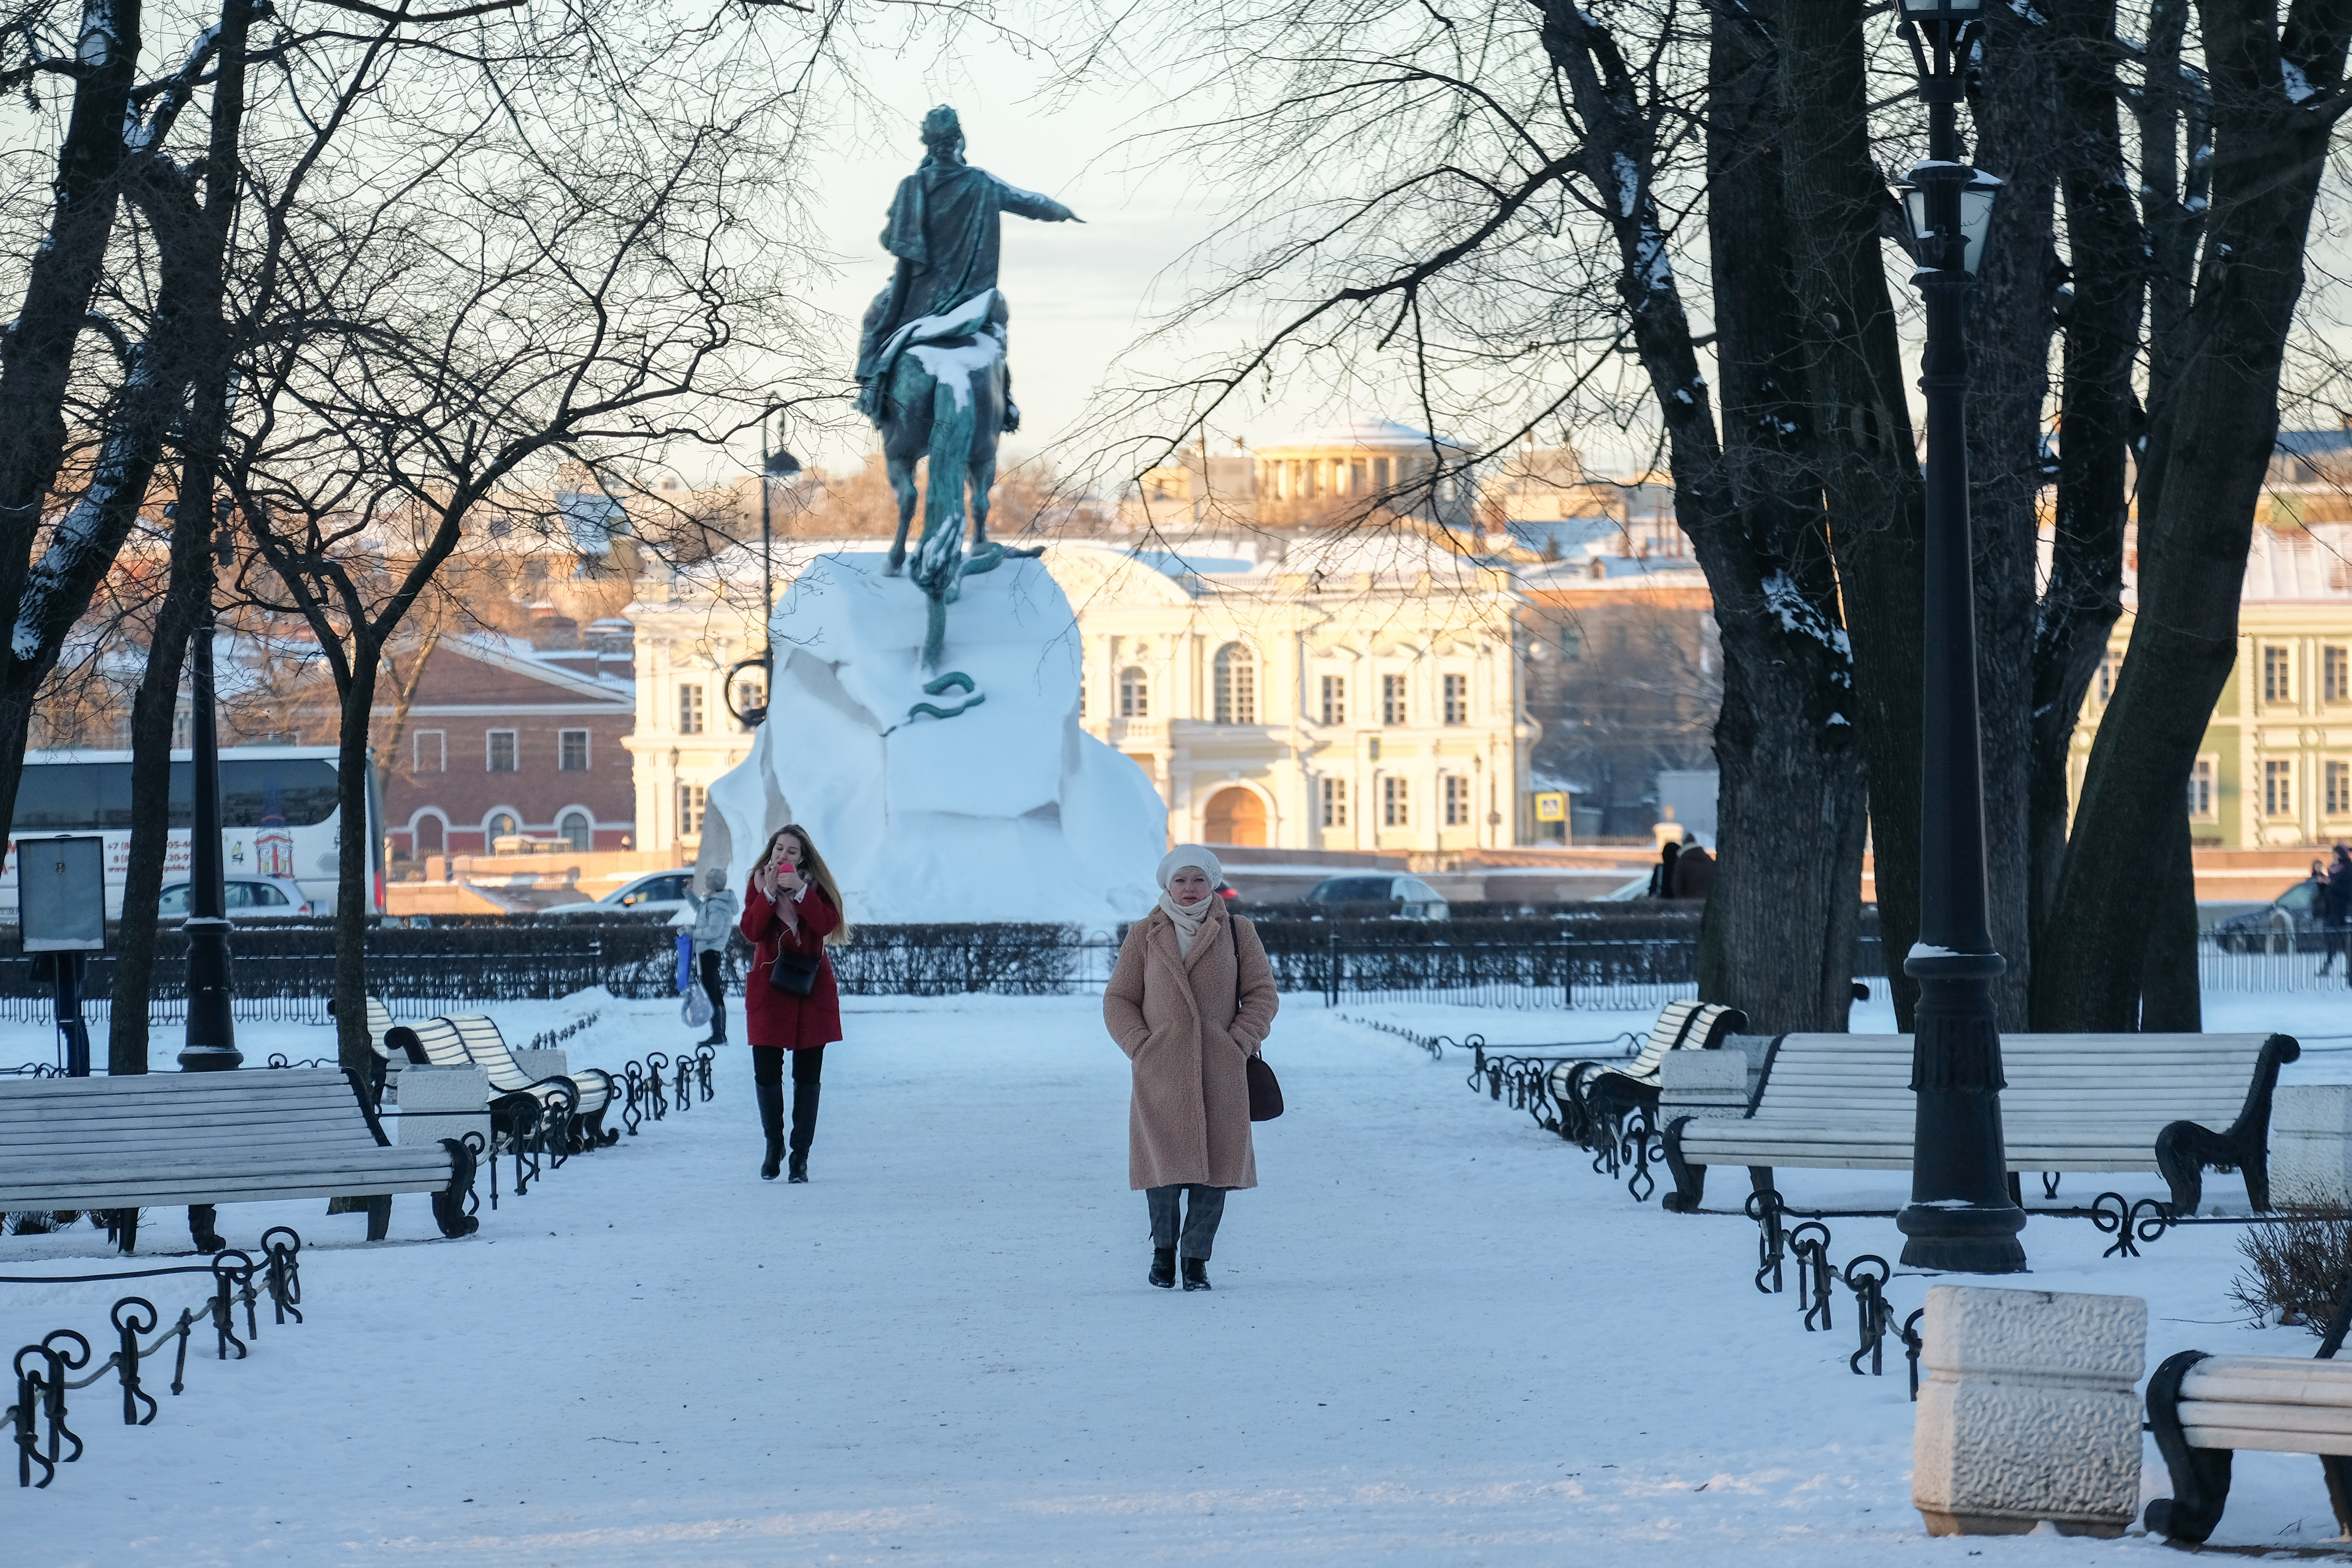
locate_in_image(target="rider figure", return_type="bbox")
[853,105,1080,428]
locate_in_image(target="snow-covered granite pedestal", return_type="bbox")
[1913,1284,2146,1537]
[2271,1086,2352,1208]
[703,552,1164,926]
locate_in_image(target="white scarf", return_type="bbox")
[1158,889,1214,958]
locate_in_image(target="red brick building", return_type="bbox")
[385,631,637,861]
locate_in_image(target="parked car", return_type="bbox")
[2213,879,2333,952]
[156,875,315,921]
[1301,874,1450,920]
[538,869,699,919]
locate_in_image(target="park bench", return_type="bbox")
[446,1015,618,1149]
[1658,1031,2299,1215]
[2145,1283,2352,1543]
[1565,1001,1748,1146]
[0,1068,479,1253]
[395,1018,576,1193]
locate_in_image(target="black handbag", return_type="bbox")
[768,948,820,996]
[1228,915,1283,1121]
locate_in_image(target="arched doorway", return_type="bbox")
[1203,787,1267,846]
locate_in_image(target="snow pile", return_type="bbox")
[703,552,1164,926]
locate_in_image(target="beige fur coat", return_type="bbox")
[1102,900,1279,1190]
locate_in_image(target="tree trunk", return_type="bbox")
[106,498,212,1074]
[2038,0,2352,1029]
[2139,808,2203,1030]
[2024,0,2144,1018]
[1773,0,1929,1027]
[334,641,383,1072]
[1963,4,2063,1032]
[0,0,144,713]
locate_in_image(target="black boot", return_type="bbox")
[756,1080,785,1180]
[700,1006,726,1047]
[188,1205,225,1254]
[1182,1257,1210,1291]
[1149,1247,1176,1288]
[787,1078,820,1183]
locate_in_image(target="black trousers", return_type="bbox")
[1145,1184,1228,1260]
[698,950,725,1030]
[752,1044,825,1153]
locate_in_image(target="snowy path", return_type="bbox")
[5,992,2352,1563]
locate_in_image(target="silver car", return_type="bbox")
[1302,874,1451,920]
[156,875,316,921]
[538,869,699,919]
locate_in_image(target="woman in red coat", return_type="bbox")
[740,824,847,1181]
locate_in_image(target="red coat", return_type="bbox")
[740,881,843,1049]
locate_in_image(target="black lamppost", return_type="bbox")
[177,499,240,1072]
[1891,0,2022,1273]
[726,411,799,730]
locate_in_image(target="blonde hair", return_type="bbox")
[761,824,850,945]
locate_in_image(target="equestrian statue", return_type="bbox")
[855,104,1078,679]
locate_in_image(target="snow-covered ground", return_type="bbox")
[5,989,2352,1563]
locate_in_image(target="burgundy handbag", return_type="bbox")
[1229,916,1284,1121]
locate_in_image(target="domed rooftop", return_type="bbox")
[1255,416,1468,455]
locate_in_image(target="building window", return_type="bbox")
[1120,666,1150,718]
[1213,644,1256,724]
[1383,776,1409,827]
[559,730,589,771]
[2264,645,2293,705]
[1320,675,1346,726]
[2329,646,2350,703]
[2266,758,2295,817]
[2332,761,2352,816]
[1322,776,1348,827]
[1560,627,1583,662]
[1383,674,1408,726]
[1444,775,1470,825]
[2188,757,2217,820]
[678,682,705,735]
[559,810,591,851]
[2096,651,2114,704]
[486,811,518,842]
[678,783,707,837]
[735,677,765,730]
[486,730,517,773]
[414,729,445,773]
[1443,673,1469,725]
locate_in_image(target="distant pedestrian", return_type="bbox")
[1671,842,1715,901]
[1103,845,1279,1292]
[741,825,848,1183]
[1649,839,1682,898]
[687,866,739,1045]
[2325,846,2352,978]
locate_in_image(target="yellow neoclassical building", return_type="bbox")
[1047,534,1531,851]
[2071,523,2352,847]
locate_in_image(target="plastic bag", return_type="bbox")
[681,988,712,1029]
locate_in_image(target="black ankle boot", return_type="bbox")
[1182,1257,1210,1291]
[787,1152,808,1183]
[1149,1247,1176,1288]
[756,1081,785,1180]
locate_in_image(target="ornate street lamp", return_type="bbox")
[726,410,800,730]
[1890,0,2025,1272]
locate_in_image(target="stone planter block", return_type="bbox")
[2271,1085,2352,1209]
[391,1065,490,1151]
[1913,1284,2146,1538]
[510,1048,569,1081]
[1659,1050,1748,1122]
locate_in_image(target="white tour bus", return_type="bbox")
[2,745,385,921]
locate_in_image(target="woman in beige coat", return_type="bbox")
[1103,844,1279,1291]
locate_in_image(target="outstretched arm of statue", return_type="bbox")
[988,172,1081,225]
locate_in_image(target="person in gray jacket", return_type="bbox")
[687,866,740,1045]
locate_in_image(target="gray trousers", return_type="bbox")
[1146,1184,1228,1260]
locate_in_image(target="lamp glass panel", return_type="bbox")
[1897,0,1982,13]
[1902,188,1928,247]
[1957,186,1997,275]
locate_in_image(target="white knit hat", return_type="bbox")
[1156,844,1224,889]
